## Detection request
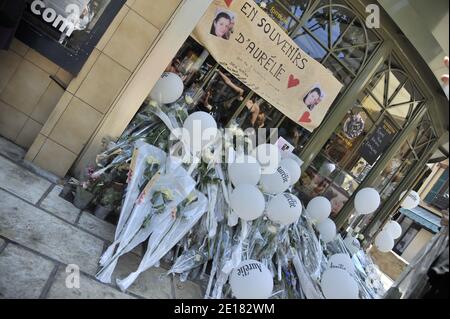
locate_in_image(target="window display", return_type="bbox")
[16,0,125,74]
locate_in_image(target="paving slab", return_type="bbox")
[0,189,104,276]
[0,156,51,204]
[0,137,26,162]
[77,212,116,242]
[40,185,80,223]
[111,252,173,299]
[46,268,134,299]
[173,276,204,299]
[0,244,55,299]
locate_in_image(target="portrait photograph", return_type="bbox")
[303,84,325,112]
[210,8,236,40]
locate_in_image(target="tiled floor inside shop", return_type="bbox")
[0,137,203,299]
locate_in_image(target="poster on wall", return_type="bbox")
[360,117,397,165]
[192,0,343,132]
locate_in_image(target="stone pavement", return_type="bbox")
[0,137,203,299]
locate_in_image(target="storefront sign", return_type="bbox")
[29,0,87,37]
[360,118,397,165]
[192,0,343,132]
[18,0,122,74]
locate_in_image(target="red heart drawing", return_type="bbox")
[288,75,300,89]
[299,112,312,123]
[224,0,233,7]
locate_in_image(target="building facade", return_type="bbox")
[0,0,448,245]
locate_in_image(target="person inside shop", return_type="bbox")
[303,86,323,111]
[241,97,267,130]
[198,69,246,125]
[210,11,233,40]
[279,125,302,147]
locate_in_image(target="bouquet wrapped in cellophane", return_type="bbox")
[89,98,384,299]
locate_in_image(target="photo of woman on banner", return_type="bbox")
[210,9,236,40]
[303,84,325,112]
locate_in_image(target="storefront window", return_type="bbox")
[277,118,311,150]
[25,0,111,50]
[253,0,311,33]
[297,54,429,219]
[277,0,311,17]
[131,1,383,194]
[17,0,125,74]
[356,113,438,232]
[292,1,380,79]
[190,0,379,178]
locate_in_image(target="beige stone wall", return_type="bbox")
[72,0,213,178]
[0,39,72,149]
[25,0,186,177]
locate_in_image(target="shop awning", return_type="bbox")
[399,206,442,233]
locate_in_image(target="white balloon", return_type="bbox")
[354,188,381,215]
[266,193,303,226]
[383,221,402,239]
[228,156,261,187]
[281,152,304,168]
[316,218,337,243]
[306,197,332,223]
[183,112,218,154]
[344,235,361,255]
[259,166,291,194]
[252,144,281,175]
[400,190,421,209]
[374,231,394,253]
[319,162,336,177]
[321,268,359,299]
[230,185,265,221]
[229,260,274,299]
[328,253,355,274]
[281,158,301,186]
[149,72,184,104]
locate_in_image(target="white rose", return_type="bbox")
[267,224,278,234]
[149,100,159,108]
[185,95,194,105]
